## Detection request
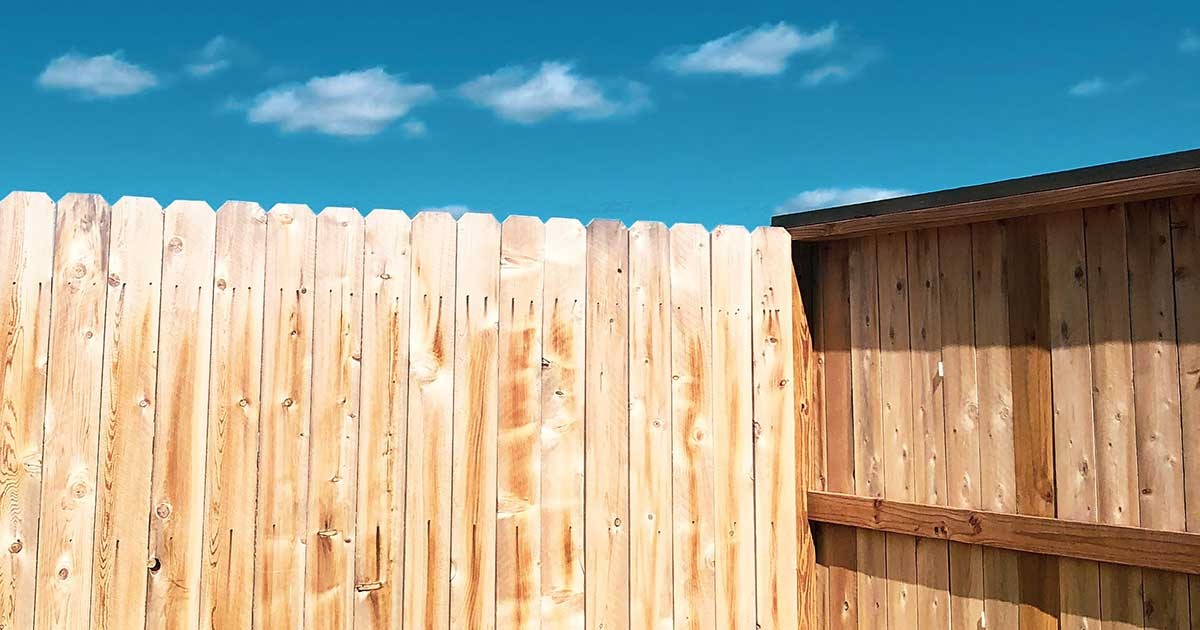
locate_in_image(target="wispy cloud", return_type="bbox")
[421,205,474,218]
[459,61,648,124]
[1181,29,1200,53]
[774,187,910,214]
[37,52,158,98]
[803,64,854,86]
[245,68,434,137]
[661,22,836,77]
[402,119,428,138]
[187,35,237,77]
[1067,75,1138,97]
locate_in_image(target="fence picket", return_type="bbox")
[34,194,111,630]
[146,200,217,630]
[354,209,412,628]
[90,197,164,630]
[0,192,54,630]
[200,201,267,629]
[539,218,587,629]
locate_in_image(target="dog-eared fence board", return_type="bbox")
[805,192,1200,629]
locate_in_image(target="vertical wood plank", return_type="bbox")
[34,193,111,630]
[1004,216,1060,630]
[90,197,164,630]
[750,226,799,629]
[450,213,500,629]
[539,218,586,628]
[305,207,364,629]
[969,220,1020,629]
[255,203,316,630]
[584,220,630,630]
[200,201,267,630]
[1044,210,1102,629]
[816,240,857,630]
[710,226,756,630]
[354,209,412,629]
[1082,204,1144,629]
[628,221,673,630]
[402,211,457,630]
[669,224,716,630]
[145,200,217,630]
[0,192,54,630]
[1169,194,1200,630]
[791,263,820,630]
[905,229,950,630]
[936,225,985,630]
[875,233,918,630]
[495,215,541,629]
[1127,200,1190,629]
[847,236,887,630]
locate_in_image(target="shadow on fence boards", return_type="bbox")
[0,191,819,629]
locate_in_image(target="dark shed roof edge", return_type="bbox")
[771,148,1200,229]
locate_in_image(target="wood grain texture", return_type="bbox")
[402,211,457,630]
[968,221,1020,629]
[935,225,985,630]
[584,220,629,630]
[807,492,1200,574]
[539,218,586,629]
[1127,199,1190,629]
[750,227,799,629]
[846,236,886,630]
[304,207,364,630]
[1044,210,1102,629]
[710,226,756,630]
[145,200,217,630]
[781,166,1200,241]
[0,192,54,630]
[668,224,715,630]
[495,215,540,629]
[627,221,673,630]
[200,201,267,630]
[904,229,950,630]
[255,203,316,630]
[354,209,412,629]
[790,266,819,630]
[1170,195,1200,630]
[815,240,857,630]
[90,197,164,630]
[875,233,918,630]
[1082,203,1144,630]
[34,194,111,630]
[450,213,500,629]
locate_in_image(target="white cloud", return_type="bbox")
[246,68,434,137]
[774,187,910,214]
[803,64,854,86]
[403,119,428,138]
[459,61,648,124]
[1181,29,1200,53]
[1068,77,1109,96]
[661,22,836,76]
[422,205,473,218]
[37,52,158,98]
[187,35,235,77]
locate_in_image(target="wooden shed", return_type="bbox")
[775,148,1200,629]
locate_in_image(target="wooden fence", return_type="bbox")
[0,191,815,630]
[797,193,1200,629]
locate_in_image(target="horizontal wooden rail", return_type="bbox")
[807,491,1200,575]
[778,166,1200,241]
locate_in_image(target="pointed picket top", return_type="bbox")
[712,224,750,240]
[267,202,316,224]
[629,220,668,239]
[668,222,708,238]
[501,213,541,228]
[456,211,501,231]
[57,193,112,231]
[414,209,461,229]
[545,216,584,234]
[365,207,411,224]
[317,205,364,229]
[586,218,627,231]
[216,200,267,224]
[112,195,165,221]
[164,201,217,241]
[1,190,55,211]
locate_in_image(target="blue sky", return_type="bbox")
[2,2,1198,228]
